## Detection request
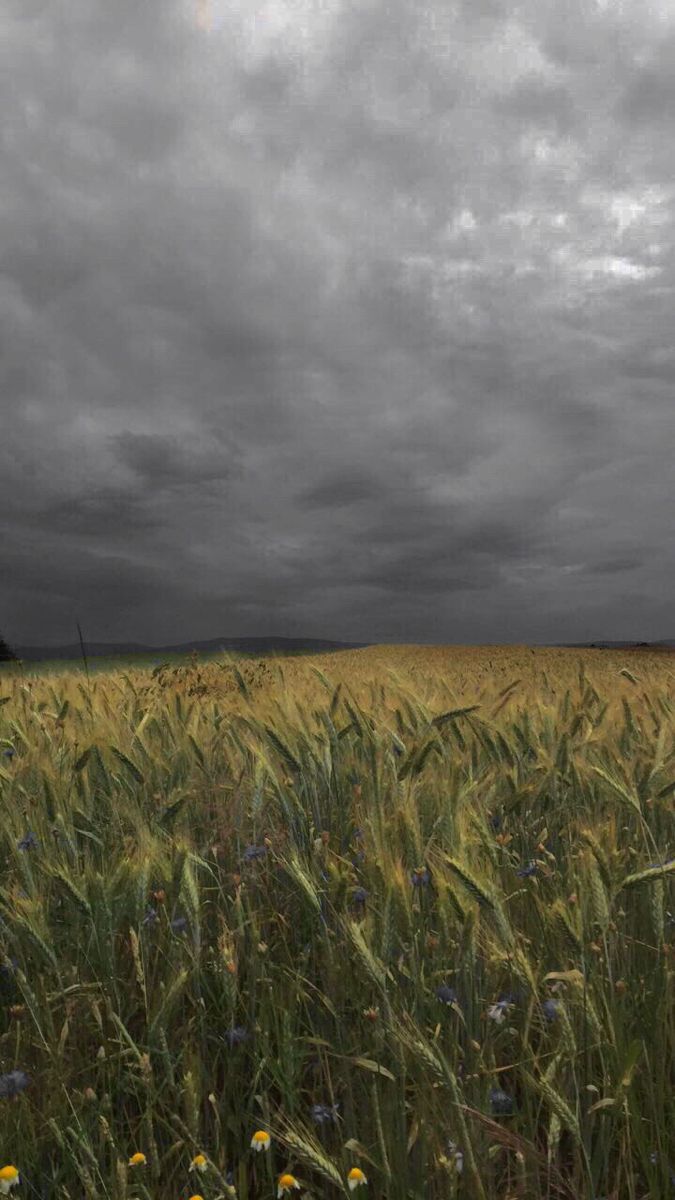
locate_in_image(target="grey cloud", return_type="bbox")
[297,472,383,510]
[1,0,674,648]
[496,74,578,136]
[590,556,644,576]
[109,431,237,488]
[22,487,164,540]
[616,34,675,126]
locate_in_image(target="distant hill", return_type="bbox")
[553,640,675,650]
[12,636,372,664]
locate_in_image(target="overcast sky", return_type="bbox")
[2,0,674,649]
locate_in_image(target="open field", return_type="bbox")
[0,644,673,1199]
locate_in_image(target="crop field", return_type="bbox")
[0,644,673,1199]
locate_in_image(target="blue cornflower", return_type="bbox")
[242,844,267,862]
[352,850,366,866]
[225,1169,235,1187]
[542,999,560,1023]
[487,997,513,1024]
[310,1102,339,1125]
[489,1087,514,1116]
[411,867,431,888]
[0,1069,31,1099]
[2,747,15,759]
[489,812,502,832]
[224,1025,249,1047]
[17,831,39,851]
[517,861,537,878]
[352,887,368,907]
[142,905,159,927]
[170,915,187,933]
[436,984,459,1006]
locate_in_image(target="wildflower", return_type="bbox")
[170,915,188,933]
[310,1102,339,1125]
[250,1130,271,1153]
[542,999,559,1022]
[487,997,513,1025]
[128,1152,146,1166]
[142,905,159,928]
[189,1154,208,1173]
[489,812,502,831]
[17,831,38,851]
[243,844,267,863]
[489,1087,514,1116]
[411,867,431,887]
[151,889,166,903]
[0,1070,30,1099]
[277,1173,300,1196]
[362,1006,379,1022]
[516,861,537,878]
[0,1166,20,1194]
[352,887,368,908]
[347,1166,368,1190]
[188,1195,205,1200]
[224,1026,248,1048]
[352,850,366,866]
[447,1140,463,1174]
[2,748,15,759]
[436,984,459,1006]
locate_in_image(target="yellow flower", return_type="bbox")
[189,1154,208,1173]
[250,1130,271,1153]
[128,1152,146,1167]
[277,1174,300,1197]
[188,1195,205,1200]
[348,1166,368,1190]
[0,1166,20,1195]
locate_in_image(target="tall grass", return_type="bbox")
[0,649,673,1198]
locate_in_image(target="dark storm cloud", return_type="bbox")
[24,487,165,540]
[2,0,674,649]
[109,431,236,488]
[495,74,578,136]
[297,471,383,510]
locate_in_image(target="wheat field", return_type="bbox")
[0,644,673,1199]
